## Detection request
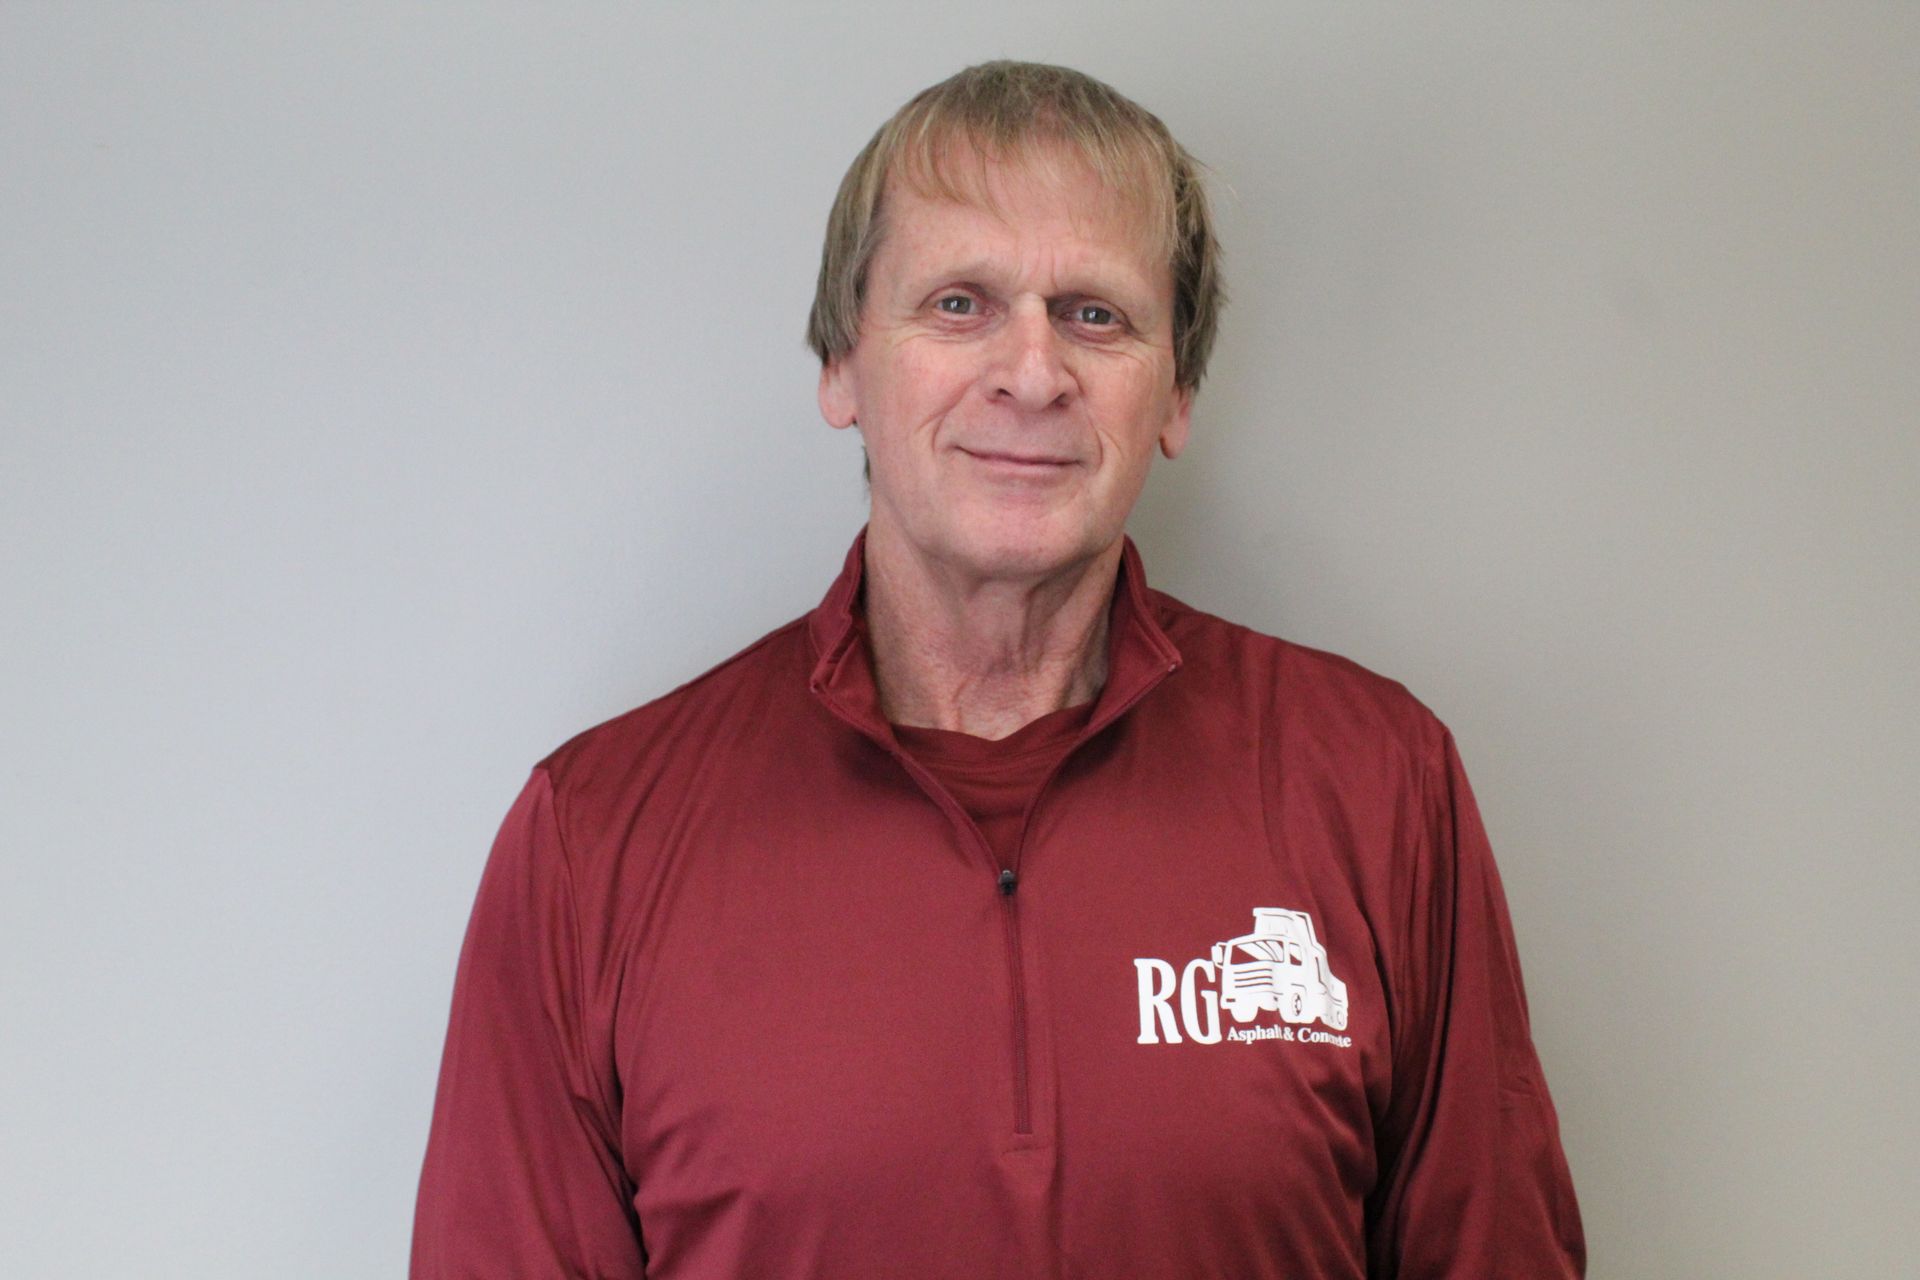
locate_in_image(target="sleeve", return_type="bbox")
[411,766,648,1279]
[1365,728,1587,1278]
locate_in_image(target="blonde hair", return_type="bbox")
[806,61,1224,391]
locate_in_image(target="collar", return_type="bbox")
[805,527,1184,747]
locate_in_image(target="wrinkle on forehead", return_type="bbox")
[886,130,1173,269]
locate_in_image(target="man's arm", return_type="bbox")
[412,767,647,1278]
[1366,729,1586,1278]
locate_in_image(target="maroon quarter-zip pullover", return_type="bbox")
[413,532,1586,1278]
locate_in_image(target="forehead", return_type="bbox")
[878,141,1170,287]
[883,135,1167,268]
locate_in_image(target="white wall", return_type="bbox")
[3,4,1914,1276]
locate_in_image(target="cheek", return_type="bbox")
[875,347,971,430]
[1094,372,1178,450]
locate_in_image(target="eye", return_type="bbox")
[1072,303,1118,326]
[935,295,975,315]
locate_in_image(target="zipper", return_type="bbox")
[997,865,1031,1134]
[812,649,1181,1140]
[989,664,1176,1135]
[876,745,1038,1135]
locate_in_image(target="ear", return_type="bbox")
[1157,386,1194,459]
[819,358,859,431]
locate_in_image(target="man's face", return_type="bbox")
[819,149,1191,584]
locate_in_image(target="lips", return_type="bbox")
[958,447,1077,468]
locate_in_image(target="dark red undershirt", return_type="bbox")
[891,700,1094,870]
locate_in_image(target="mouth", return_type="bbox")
[958,447,1079,472]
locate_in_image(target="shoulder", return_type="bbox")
[531,613,814,827]
[1147,588,1448,766]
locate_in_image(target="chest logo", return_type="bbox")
[1133,908,1352,1047]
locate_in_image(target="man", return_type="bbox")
[413,61,1585,1278]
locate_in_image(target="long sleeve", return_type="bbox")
[412,767,647,1278]
[1366,729,1586,1277]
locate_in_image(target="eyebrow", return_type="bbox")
[906,258,1163,315]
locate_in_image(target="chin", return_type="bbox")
[938,511,1109,583]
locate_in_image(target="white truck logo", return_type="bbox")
[1211,908,1349,1031]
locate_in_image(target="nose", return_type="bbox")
[989,301,1075,412]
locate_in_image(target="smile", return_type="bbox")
[958,448,1078,471]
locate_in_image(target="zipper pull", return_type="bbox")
[998,867,1018,896]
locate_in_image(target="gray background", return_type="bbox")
[4,3,1915,1276]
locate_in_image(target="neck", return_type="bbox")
[862,522,1123,741]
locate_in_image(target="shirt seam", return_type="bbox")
[1256,663,1277,892]
[534,764,620,1132]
